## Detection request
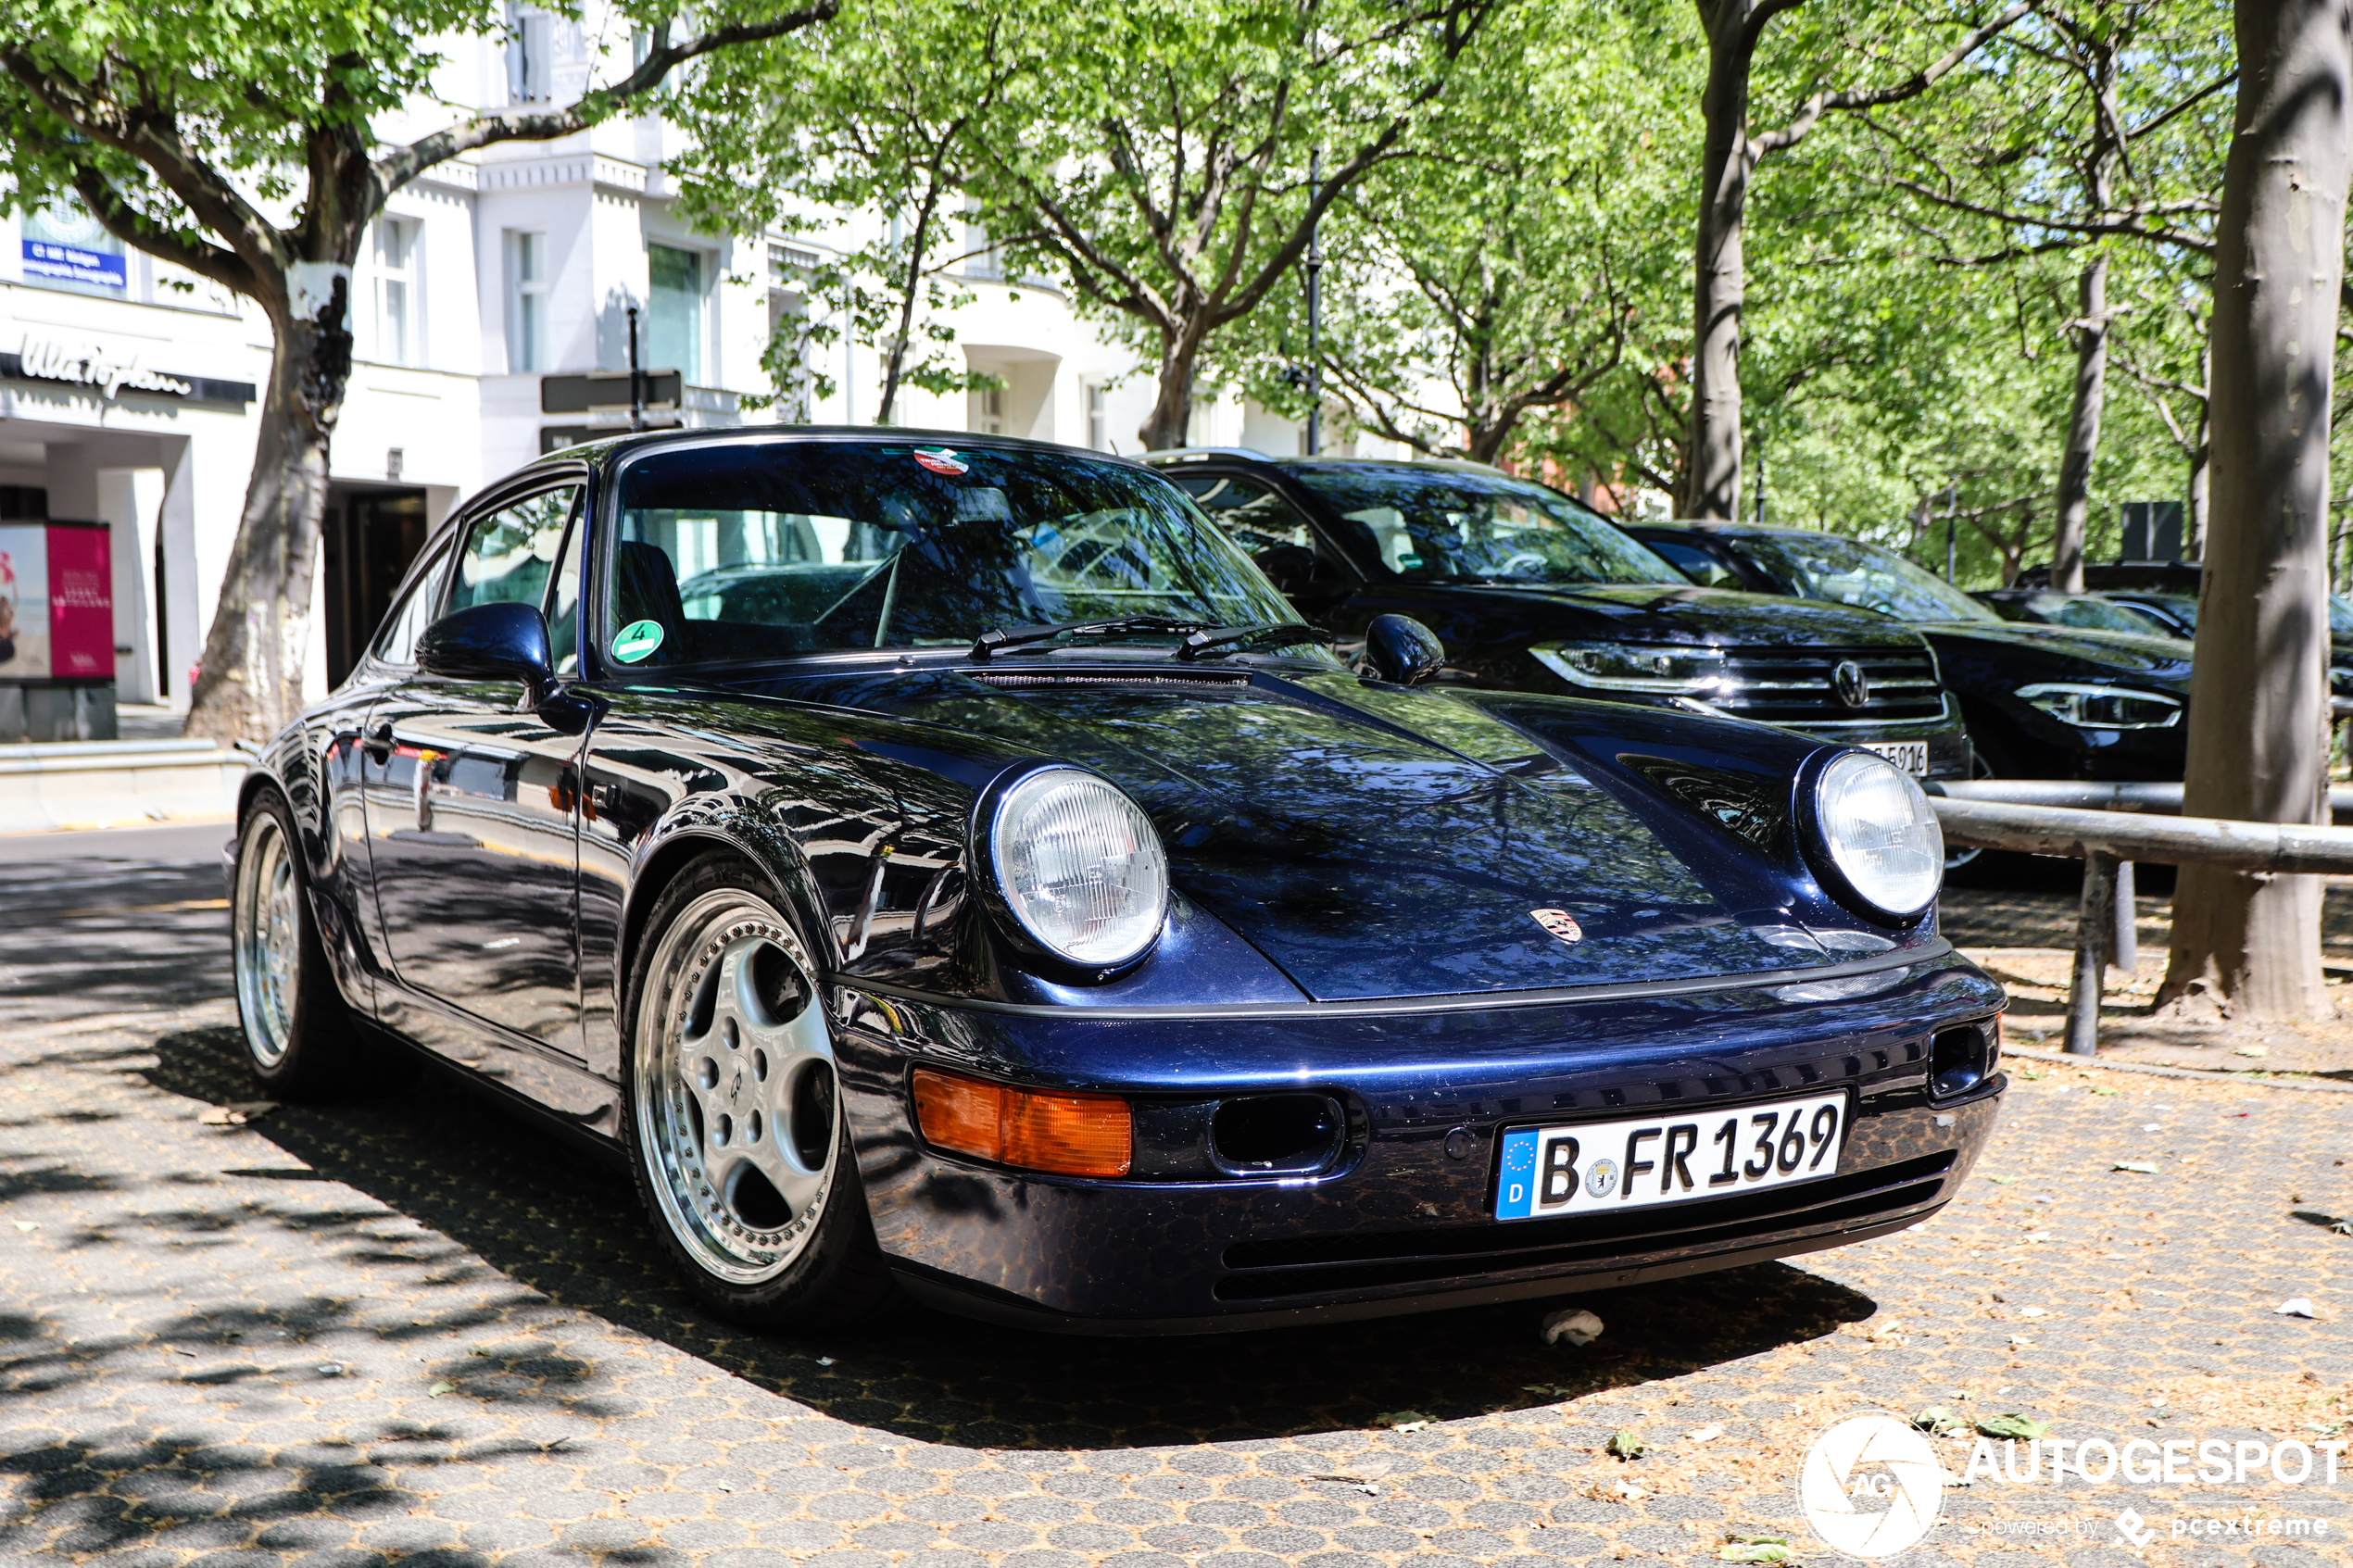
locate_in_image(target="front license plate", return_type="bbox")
[1861,740,1929,775]
[1494,1092,1848,1221]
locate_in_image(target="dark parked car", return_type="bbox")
[1624,523,2196,782]
[1143,452,1973,780]
[2045,566,2353,706]
[228,428,2003,1334]
[1972,588,2174,637]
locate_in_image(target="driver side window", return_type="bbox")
[449,487,581,616]
[1170,473,1348,591]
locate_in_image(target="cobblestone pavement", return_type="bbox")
[1,828,2349,1566]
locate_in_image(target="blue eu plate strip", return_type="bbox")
[1495,1128,1539,1219]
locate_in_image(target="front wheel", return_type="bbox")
[232,792,368,1097]
[623,856,899,1330]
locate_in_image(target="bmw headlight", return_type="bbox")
[1802,750,1944,922]
[1530,641,1729,696]
[980,765,1169,972]
[2016,683,2183,730]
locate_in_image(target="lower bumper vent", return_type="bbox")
[1213,1150,1956,1300]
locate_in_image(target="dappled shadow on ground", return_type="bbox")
[144,1023,1879,1450]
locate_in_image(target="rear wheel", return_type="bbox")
[623,856,899,1330]
[232,792,369,1097]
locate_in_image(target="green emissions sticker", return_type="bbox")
[611,620,665,663]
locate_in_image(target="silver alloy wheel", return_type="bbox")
[233,812,302,1067]
[633,888,838,1286]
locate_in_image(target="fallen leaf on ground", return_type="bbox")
[2114,1161,2160,1174]
[1374,1411,1431,1432]
[1606,1429,1647,1460]
[2019,1307,2047,1318]
[1913,1406,1968,1436]
[2234,1045,2271,1059]
[1683,1424,1723,1443]
[426,1380,457,1397]
[1986,1175,2015,1185]
[2275,1298,2318,1319]
[11,1221,37,1233]
[1719,1546,1793,1564]
[1975,1412,2048,1440]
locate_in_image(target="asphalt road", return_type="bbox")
[0,825,2347,1566]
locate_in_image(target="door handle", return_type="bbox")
[362,720,395,762]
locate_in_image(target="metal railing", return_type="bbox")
[1928,780,2353,1056]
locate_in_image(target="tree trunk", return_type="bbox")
[2048,254,2109,594]
[1138,325,1206,450]
[1684,22,1752,521]
[183,278,352,744]
[2157,0,2351,1023]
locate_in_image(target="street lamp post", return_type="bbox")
[626,305,648,432]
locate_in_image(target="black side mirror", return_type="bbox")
[1365,613,1446,685]
[417,601,555,695]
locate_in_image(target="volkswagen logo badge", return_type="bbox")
[1832,659,1871,709]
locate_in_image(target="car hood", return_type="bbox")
[786,660,1908,1002]
[1441,583,1928,649]
[1912,620,2196,684]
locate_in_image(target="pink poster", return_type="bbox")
[0,523,49,679]
[45,523,111,680]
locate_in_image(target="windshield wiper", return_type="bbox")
[970,616,1207,660]
[1172,621,1331,662]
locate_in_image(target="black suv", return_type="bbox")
[1625,522,2195,781]
[1147,451,1973,777]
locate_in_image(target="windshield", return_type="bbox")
[2020,592,2171,634]
[1289,466,1682,586]
[607,441,1308,667]
[1735,533,2002,622]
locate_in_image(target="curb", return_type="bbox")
[2003,1044,2353,1096]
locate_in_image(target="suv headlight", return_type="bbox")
[1530,641,1729,695]
[1800,750,1943,922]
[2016,683,2183,729]
[977,765,1169,973]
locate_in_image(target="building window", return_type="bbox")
[647,244,703,383]
[509,231,550,373]
[1087,383,1109,450]
[20,202,128,297]
[507,4,552,103]
[963,212,1002,282]
[971,385,1006,435]
[373,218,420,366]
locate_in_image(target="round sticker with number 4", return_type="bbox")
[612,620,665,663]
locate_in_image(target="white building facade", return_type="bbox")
[0,11,1345,728]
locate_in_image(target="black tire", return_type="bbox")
[231,789,373,1098]
[621,852,900,1332]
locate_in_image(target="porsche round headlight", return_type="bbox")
[1808,751,1944,921]
[986,767,1169,969]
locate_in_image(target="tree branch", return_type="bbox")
[1752,0,2032,157]
[376,2,838,194]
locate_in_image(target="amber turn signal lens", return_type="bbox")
[911,1068,1132,1178]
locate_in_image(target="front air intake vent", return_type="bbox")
[1209,1093,1345,1174]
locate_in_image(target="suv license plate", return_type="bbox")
[1494,1092,1848,1221]
[1862,740,1928,775]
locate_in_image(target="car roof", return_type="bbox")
[1142,450,1515,480]
[517,423,1159,485]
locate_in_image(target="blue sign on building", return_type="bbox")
[21,239,127,291]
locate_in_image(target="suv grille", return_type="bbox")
[1712,648,1944,724]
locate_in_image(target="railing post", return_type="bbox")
[2111,859,2137,972]
[2066,851,2117,1057]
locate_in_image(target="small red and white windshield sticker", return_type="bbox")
[913,446,968,476]
[1529,908,1583,944]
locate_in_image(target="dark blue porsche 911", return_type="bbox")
[230,428,2005,1334]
